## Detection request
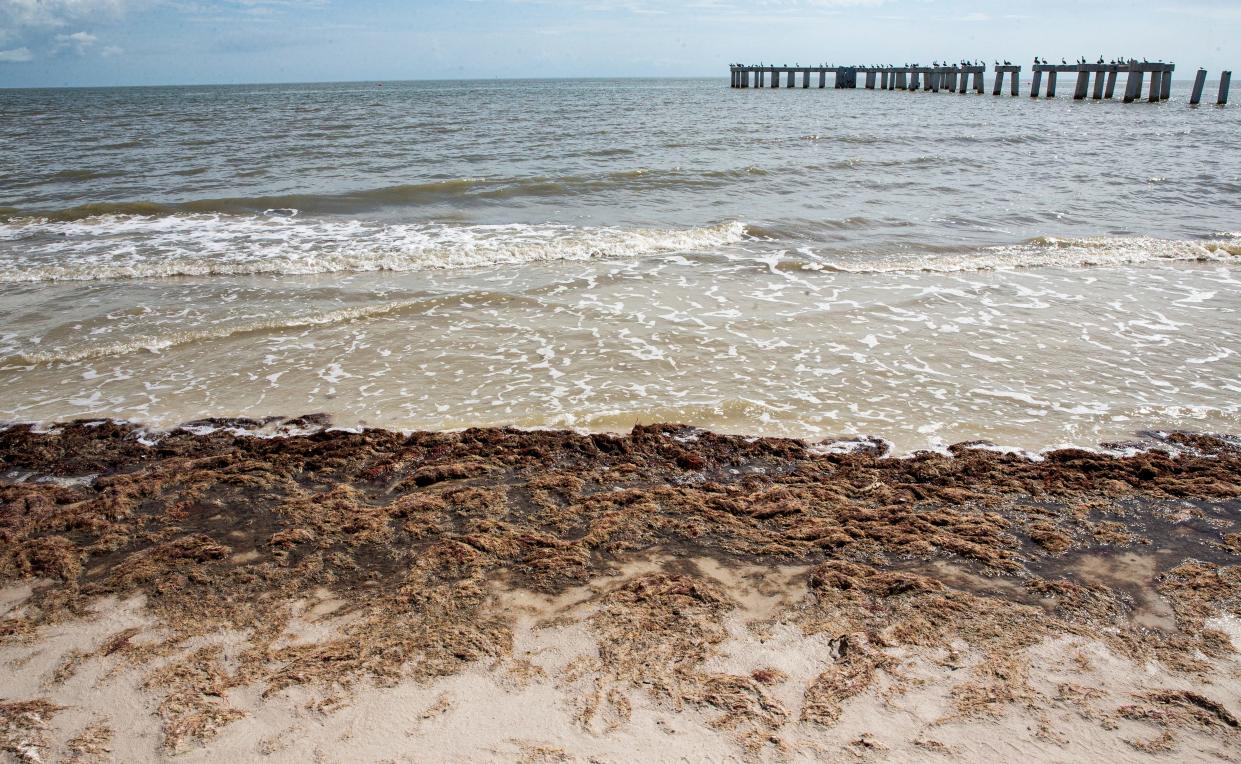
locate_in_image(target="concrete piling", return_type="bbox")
[1123,66,1143,103]
[1046,70,1058,98]
[1105,69,1118,99]
[1190,69,1207,105]
[1220,71,1232,105]
[1074,69,1090,100]
[1148,69,1161,103]
[1092,70,1106,99]
[1031,69,1043,97]
[1160,68,1171,100]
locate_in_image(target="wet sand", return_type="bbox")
[1,419,1240,762]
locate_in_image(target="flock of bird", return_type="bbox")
[731,57,1171,68]
[1032,57,1170,65]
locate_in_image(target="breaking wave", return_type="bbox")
[0,215,747,282]
[0,169,774,222]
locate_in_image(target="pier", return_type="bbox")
[1027,61,1173,102]
[729,59,1232,106]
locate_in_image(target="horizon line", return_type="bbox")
[0,74,738,92]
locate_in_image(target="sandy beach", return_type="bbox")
[1,419,1238,762]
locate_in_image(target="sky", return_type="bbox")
[0,0,1237,88]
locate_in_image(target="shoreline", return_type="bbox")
[6,414,1239,462]
[2,419,1239,761]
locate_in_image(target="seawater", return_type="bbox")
[1,78,1239,452]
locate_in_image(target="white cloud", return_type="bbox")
[101,43,123,56]
[0,1,131,29]
[55,29,98,53]
[0,44,31,60]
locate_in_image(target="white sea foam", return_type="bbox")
[0,298,451,365]
[816,235,1241,274]
[0,214,746,282]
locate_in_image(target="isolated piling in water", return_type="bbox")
[1220,71,1232,105]
[1190,69,1208,105]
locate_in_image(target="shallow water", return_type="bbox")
[2,78,1239,451]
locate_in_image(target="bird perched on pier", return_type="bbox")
[1061,58,1067,65]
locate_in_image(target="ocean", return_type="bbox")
[1,77,1239,452]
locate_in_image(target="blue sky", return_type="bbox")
[0,0,1237,87]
